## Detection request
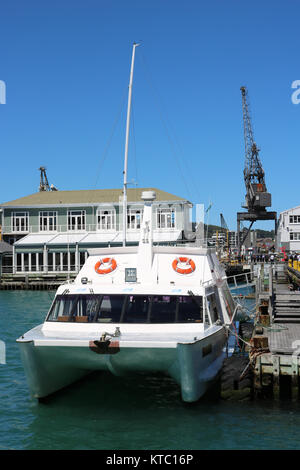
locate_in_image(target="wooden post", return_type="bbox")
[269,265,273,298]
[259,314,270,327]
[254,355,262,392]
[255,277,259,304]
[291,357,299,401]
[272,355,280,400]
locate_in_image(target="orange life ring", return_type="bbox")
[172,257,196,275]
[94,257,117,275]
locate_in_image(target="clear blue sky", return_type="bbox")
[0,0,299,230]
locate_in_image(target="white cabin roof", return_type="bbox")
[60,245,225,297]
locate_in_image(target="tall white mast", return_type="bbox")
[122,42,139,247]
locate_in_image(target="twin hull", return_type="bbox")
[19,325,227,402]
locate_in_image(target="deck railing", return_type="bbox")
[227,271,255,289]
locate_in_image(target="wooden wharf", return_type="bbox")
[0,273,76,290]
[251,262,300,400]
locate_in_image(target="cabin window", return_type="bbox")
[48,295,78,321]
[150,296,177,323]
[97,295,125,323]
[47,294,203,323]
[122,296,150,323]
[177,296,202,322]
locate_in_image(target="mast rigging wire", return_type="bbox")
[138,50,199,203]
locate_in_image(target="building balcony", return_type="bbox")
[2,222,180,236]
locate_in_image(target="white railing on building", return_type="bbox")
[3,222,181,234]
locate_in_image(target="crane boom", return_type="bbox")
[38,167,58,192]
[39,166,50,192]
[220,213,228,231]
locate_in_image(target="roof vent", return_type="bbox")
[141,191,156,202]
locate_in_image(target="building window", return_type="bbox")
[68,210,86,231]
[11,212,29,232]
[39,211,57,231]
[290,232,300,241]
[289,215,300,224]
[97,210,115,230]
[157,208,175,229]
[127,209,143,230]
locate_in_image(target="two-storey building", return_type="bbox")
[277,205,300,252]
[0,187,192,276]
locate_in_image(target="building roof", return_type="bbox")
[0,240,13,254]
[279,205,300,215]
[1,188,188,207]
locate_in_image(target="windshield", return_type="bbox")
[47,294,203,323]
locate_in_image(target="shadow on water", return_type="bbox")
[38,370,182,409]
[24,372,188,450]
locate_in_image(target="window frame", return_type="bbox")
[156,208,176,229]
[127,208,143,230]
[67,210,86,231]
[11,211,29,233]
[289,215,300,224]
[46,293,204,324]
[39,211,58,232]
[97,209,116,231]
[290,232,300,241]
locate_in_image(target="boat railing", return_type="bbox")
[227,271,255,289]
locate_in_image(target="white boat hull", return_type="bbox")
[18,325,227,402]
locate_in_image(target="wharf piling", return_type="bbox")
[248,262,300,400]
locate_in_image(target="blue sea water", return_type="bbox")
[1,289,300,450]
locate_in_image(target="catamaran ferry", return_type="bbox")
[17,191,236,402]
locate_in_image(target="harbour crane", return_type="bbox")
[39,167,50,191]
[237,87,276,252]
[38,166,58,192]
